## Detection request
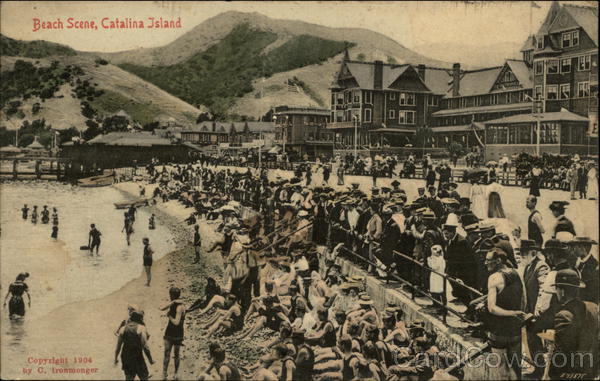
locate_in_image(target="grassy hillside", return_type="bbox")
[0,34,76,58]
[118,23,350,118]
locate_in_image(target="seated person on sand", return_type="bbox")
[363,325,392,374]
[239,295,289,339]
[305,307,336,351]
[263,323,296,358]
[314,336,361,380]
[245,281,281,321]
[187,277,222,313]
[203,294,243,337]
[308,271,334,309]
[246,345,291,381]
[346,295,381,334]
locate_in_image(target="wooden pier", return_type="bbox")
[0,157,73,180]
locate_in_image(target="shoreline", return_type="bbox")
[0,181,203,380]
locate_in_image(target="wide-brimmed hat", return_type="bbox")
[476,223,495,234]
[391,180,401,187]
[520,239,540,253]
[358,295,374,305]
[554,269,585,288]
[549,201,569,211]
[569,237,598,246]
[298,210,309,217]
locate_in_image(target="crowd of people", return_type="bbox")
[112,155,597,381]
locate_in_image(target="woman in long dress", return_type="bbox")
[587,163,598,200]
[486,179,506,218]
[529,164,542,197]
[469,177,487,220]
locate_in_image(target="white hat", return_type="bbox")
[556,231,575,243]
[298,210,309,217]
[444,214,460,227]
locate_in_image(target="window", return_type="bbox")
[398,111,415,124]
[474,97,481,106]
[535,86,542,100]
[399,93,406,105]
[407,93,415,105]
[546,85,558,100]
[364,91,372,104]
[572,30,579,46]
[491,94,498,105]
[536,35,544,49]
[390,92,396,100]
[560,84,570,99]
[460,98,467,108]
[540,122,558,144]
[562,32,572,48]
[364,108,372,122]
[547,60,559,74]
[561,58,571,73]
[388,109,395,119]
[535,61,544,75]
[427,95,438,106]
[578,81,590,97]
[579,55,591,71]
[353,90,360,103]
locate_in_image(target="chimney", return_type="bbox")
[374,60,383,90]
[417,64,426,81]
[452,63,461,97]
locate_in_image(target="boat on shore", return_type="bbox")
[114,198,148,209]
[78,173,114,188]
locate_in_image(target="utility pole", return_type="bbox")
[353,114,358,161]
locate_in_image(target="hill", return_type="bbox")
[412,41,523,69]
[97,11,452,118]
[0,55,203,146]
[0,34,76,58]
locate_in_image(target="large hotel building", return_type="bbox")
[324,1,597,159]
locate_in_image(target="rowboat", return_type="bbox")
[78,173,114,188]
[114,199,148,209]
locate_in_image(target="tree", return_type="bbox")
[356,53,366,61]
[387,56,397,64]
[448,142,465,158]
[412,126,433,148]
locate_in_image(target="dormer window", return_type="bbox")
[562,30,579,48]
[536,35,544,49]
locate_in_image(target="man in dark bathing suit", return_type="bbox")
[115,309,155,380]
[160,287,186,380]
[3,272,31,320]
[21,204,29,220]
[89,224,102,255]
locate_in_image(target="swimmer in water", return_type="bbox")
[3,272,31,320]
[142,238,153,286]
[31,206,38,224]
[21,204,29,220]
[148,214,155,230]
[51,225,58,240]
[89,224,102,255]
[52,207,59,226]
[41,205,50,224]
[123,212,134,246]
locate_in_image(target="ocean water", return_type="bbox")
[0,181,176,371]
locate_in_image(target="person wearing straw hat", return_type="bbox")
[548,269,598,380]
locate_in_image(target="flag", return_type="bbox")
[531,1,540,9]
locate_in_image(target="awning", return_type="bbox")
[484,111,589,125]
[369,128,415,134]
[432,123,483,132]
[432,103,531,117]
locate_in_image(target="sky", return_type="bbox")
[0,1,596,62]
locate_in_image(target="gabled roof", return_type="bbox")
[506,60,533,89]
[183,121,275,134]
[447,66,503,98]
[538,0,562,35]
[484,110,588,124]
[423,67,452,95]
[520,35,535,52]
[561,4,598,46]
[339,61,431,92]
[87,132,173,146]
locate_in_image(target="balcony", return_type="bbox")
[326,121,358,129]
